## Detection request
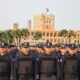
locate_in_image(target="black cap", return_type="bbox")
[36,43,43,48]
[69,44,76,50]
[45,42,52,48]
[60,44,66,48]
[55,44,60,47]
[9,44,17,48]
[20,42,29,48]
[78,44,80,48]
[1,43,10,48]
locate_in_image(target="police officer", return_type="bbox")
[76,44,80,80]
[9,44,19,80]
[60,44,79,80]
[39,42,58,80]
[0,43,11,80]
[35,43,45,57]
[52,44,61,58]
[35,43,46,80]
[51,44,64,80]
[9,44,19,59]
[16,42,36,80]
[76,44,80,56]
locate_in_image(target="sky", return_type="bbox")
[0,0,80,30]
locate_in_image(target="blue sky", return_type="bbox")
[0,0,80,30]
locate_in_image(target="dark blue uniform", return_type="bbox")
[15,42,37,80]
[0,43,12,80]
[0,53,11,80]
[60,52,79,80]
[17,51,35,80]
[39,43,59,80]
[39,53,59,80]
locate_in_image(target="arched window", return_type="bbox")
[54,33,57,37]
[78,34,80,37]
[74,40,76,43]
[77,40,79,44]
[43,32,45,36]
[50,32,53,37]
[47,32,49,37]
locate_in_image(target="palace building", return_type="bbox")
[13,10,80,44]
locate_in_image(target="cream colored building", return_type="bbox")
[13,11,80,44]
[34,12,55,31]
[28,11,80,44]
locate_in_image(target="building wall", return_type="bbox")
[30,12,62,44]
[15,12,80,44]
[34,13,55,31]
[29,30,80,44]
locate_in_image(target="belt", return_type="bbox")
[64,74,78,78]
[41,73,56,77]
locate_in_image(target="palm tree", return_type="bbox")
[0,28,29,45]
[34,31,42,40]
[67,30,76,44]
[59,29,76,44]
[6,30,15,43]
[0,30,3,42]
[59,29,68,44]
[11,29,21,45]
[11,28,29,45]
[20,28,29,39]
[0,31,8,43]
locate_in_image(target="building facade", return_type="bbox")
[13,11,80,44]
[28,11,80,44]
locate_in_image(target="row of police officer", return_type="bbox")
[0,42,80,80]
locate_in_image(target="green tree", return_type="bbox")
[59,29,68,44]
[20,28,29,38]
[68,30,76,44]
[11,29,21,45]
[34,31,42,40]
[0,28,29,45]
[59,29,76,44]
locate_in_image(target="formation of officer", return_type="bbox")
[0,42,80,80]
[0,43,12,80]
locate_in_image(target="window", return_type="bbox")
[78,34,80,37]
[43,32,45,36]
[54,33,57,37]
[47,32,49,37]
[74,40,76,43]
[77,40,79,44]
[50,33,53,37]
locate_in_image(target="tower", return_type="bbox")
[34,10,55,31]
[27,20,31,29]
[13,23,19,30]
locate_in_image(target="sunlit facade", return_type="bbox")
[13,11,80,44]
